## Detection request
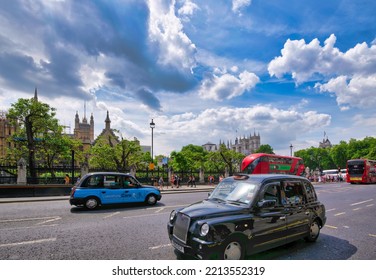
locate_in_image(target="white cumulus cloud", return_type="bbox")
[148,0,197,72]
[198,70,259,101]
[269,34,376,109]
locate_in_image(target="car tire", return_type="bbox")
[305,219,320,242]
[84,197,100,210]
[221,237,245,260]
[145,194,157,206]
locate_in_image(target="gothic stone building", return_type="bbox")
[203,132,261,155]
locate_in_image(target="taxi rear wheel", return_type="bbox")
[84,197,100,210]
[305,219,320,242]
[145,194,157,205]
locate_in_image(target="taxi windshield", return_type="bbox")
[209,180,257,206]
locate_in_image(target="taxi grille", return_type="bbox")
[173,212,190,243]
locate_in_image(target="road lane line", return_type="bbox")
[326,208,336,212]
[366,204,374,207]
[104,212,120,219]
[0,238,56,248]
[352,208,361,211]
[325,225,338,229]
[351,199,373,206]
[334,212,346,216]
[0,224,58,231]
[123,212,168,219]
[155,207,165,213]
[369,234,376,238]
[149,244,172,250]
[0,216,61,223]
[36,217,62,225]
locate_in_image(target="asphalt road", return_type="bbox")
[0,182,375,260]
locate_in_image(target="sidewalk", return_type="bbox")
[0,184,216,204]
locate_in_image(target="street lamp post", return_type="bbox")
[149,119,155,161]
[290,144,293,157]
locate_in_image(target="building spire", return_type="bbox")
[34,87,38,102]
[105,110,111,130]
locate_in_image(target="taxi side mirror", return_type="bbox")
[257,199,276,208]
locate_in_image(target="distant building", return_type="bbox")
[319,132,332,148]
[202,132,261,155]
[94,111,119,146]
[202,142,217,152]
[74,105,94,152]
[0,110,17,161]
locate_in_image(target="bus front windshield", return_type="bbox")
[209,180,257,206]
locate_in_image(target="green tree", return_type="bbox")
[169,144,207,172]
[90,135,142,171]
[7,97,65,182]
[255,144,274,154]
[217,144,244,175]
[329,141,348,169]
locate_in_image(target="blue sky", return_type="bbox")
[0,0,375,156]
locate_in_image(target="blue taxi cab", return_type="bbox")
[70,172,161,210]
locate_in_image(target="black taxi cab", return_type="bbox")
[167,174,326,260]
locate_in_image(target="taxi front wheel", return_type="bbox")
[221,237,245,260]
[145,194,157,205]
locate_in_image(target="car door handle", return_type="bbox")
[305,211,310,215]
[279,216,286,220]
[124,191,129,193]
[101,191,106,194]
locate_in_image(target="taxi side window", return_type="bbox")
[123,176,137,188]
[282,181,304,205]
[104,175,121,189]
[263,183,282,205]
[303,181,317,203]
[85,175,104,188]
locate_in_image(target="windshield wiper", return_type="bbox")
[226,200,247,206]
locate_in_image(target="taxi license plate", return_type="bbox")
[172,240,184,253]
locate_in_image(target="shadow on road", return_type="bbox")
[174,234,357,260]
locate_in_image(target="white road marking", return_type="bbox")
[123,212,168,219]
[149,244,172,250]
[325,225,338,229]
[334,212,346,216]
[351,199,373,206]
[0,216,61,223]
[352,208,361,211]
[326,208,336,212]
[36,217,62,225]
[103,212,120,219]
[0,224,58,231]
[0,238,56,248]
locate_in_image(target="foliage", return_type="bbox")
[6,97,79,179]
[255,144,274,154]
[295,137,376,171]
[89,135,143,171]
[169,144,207,172]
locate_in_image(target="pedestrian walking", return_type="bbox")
[64,174,70,185]
[158,177,164,190]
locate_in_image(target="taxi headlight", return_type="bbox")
[169,210,176,221]
[200,223,210,236]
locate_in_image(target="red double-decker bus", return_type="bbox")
[241,153,305,176]
[346,159,376,184]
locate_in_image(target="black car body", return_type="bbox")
[167,174,326,260]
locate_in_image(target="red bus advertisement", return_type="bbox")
[241,153,305,176]
[346,159,376,184]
